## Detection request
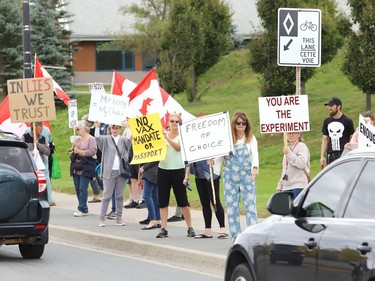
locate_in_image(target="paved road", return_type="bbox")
[0,241,222,281]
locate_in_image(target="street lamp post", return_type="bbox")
[22,0,32,78]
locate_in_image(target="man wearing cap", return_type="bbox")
[320,97,355,166]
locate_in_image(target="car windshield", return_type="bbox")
[0,146,34,173]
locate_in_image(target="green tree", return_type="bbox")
[343,0,375,111]
[0,0,23,93]
[30,0,75,91]
[250,0,346,96]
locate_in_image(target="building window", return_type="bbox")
[142,53,156,71]
[95,42,134,71]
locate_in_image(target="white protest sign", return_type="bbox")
[179,112,234,164]
[33,147,46,170]
[88,83,128,126]
[358,114,375,148]
[68,99,78,128]
[258,95,309,133]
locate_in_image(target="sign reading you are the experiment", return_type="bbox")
[179,112,234,163]
[7,77,56,123]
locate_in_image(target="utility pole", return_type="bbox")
[22,0,32,78]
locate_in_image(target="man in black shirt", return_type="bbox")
[320,97,355,165]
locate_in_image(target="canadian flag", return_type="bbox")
[34,56,70,106]
[110,70,137,97]
[111,69,195,127]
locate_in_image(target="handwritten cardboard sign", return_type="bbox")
[179,112,234,163]
[88,83,128,125]
[258,95,310,133]
[68,99,78,128]
[128,113,166,164]
[358,114,375,148]
[7,77,56,123]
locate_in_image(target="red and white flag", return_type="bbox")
[110,70,137,97]
[0,96,28,137]
[34,56,71,106]
[114,69,195,128]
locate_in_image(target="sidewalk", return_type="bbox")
[49,192,249,276]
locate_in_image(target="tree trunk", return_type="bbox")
[190,66,197,102]
[366,90,371,111]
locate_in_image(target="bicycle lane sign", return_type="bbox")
[277,8,321,67]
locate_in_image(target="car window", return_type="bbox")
[301,160,360,218]
[0,147,34,173]
[344,160,375,219]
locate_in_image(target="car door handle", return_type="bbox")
[304,238,317,250]
[357,243,372,255]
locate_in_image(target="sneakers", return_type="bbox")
[139,218,150,225]
[156,228,168,238]
[73,211,88,217]
[187,227,196,237]
[88,197,101,203]
[124,200,138,209]
[49,201,56,207]
[167,215,184,222]
[136,200,146,209]
[115,219,126,226]
[106,211,116,220]
[99,219,106,227]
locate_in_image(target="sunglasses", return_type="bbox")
[235,121,247,126]
[170,120,179,124]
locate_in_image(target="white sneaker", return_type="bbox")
[115,220,126,226]
[73,211,88,217]
[99,219,106,227]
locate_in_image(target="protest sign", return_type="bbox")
[358,114,375,148]
[88,83,128,125]
[68,99,78,128]
[258,95,309,133]
[128,113,166,164]
[179,112,233,163]
[7,77,56,123]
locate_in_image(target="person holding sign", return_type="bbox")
[95,123,131,227]
[156,114,196,238]
[345,111,375,151]
[276,132,310,198]
[70,121,97,217]
[220,112,259,241]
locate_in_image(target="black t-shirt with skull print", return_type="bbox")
[322,114,355,153]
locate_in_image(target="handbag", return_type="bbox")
[71,154,83,171]
[51,154,62,179]
[111,137,131,179]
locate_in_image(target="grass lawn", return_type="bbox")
[47,48,371,218]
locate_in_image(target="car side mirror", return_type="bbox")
[267,192,294,216]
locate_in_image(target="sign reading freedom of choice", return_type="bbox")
[88,82,128,126]
[128,113,166,165]
[258,95,310,133]
[179,112,234,164]
[7,77,56,123]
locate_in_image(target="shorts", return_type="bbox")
[157,168,189,208]
[129,164,140,179]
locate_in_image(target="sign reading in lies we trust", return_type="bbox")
[7,77,56,123]
[258,95,310,133]
[128,113,166,165]
[179,112,234,164]
[88,83,128,126]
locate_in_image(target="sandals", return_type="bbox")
[194,233,213,239]
[217,233,229,239]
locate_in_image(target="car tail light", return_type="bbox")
[34,224,47,229]
[35,170,47,194]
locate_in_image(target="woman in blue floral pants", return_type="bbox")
[223,112,259,240]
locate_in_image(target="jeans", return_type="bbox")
[143,179,160,220]
[73,174,91,213]
[42,157,54,203]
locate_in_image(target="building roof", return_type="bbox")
[66,0,350,41]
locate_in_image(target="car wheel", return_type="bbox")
[230,263,253,281]
[19,244,45,259]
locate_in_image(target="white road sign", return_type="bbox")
[278,8,321,67]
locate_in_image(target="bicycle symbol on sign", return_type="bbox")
[300,20,317,31]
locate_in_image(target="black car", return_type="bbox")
[225,148,375,281]
[0,131,50,259]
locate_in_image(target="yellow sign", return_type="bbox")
[7,77,56,123]
[128,113,166,164]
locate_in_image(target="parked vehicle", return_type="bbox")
[225,148,375,281]
[0,131,50,259]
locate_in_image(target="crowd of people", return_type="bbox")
[25,95,367,241]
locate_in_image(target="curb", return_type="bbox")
[50,225,226,277]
